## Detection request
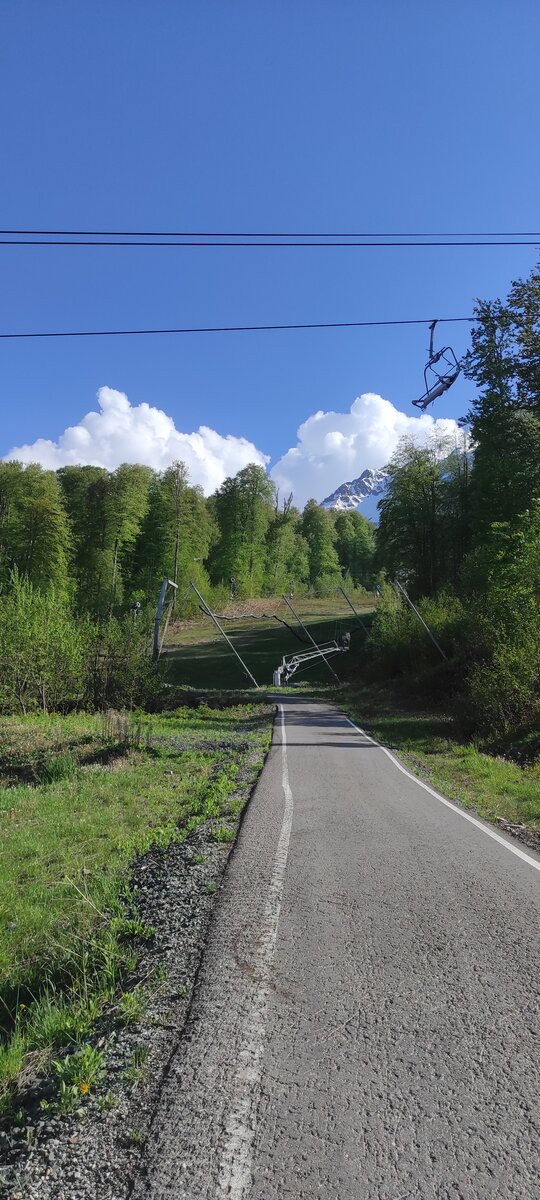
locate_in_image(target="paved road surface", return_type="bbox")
[132,698,540,1200]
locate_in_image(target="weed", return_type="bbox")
[211,825,235,844]
[190,852,207,865]
[40,752,78,784]
[125,1125,146,1147]
[116,989,146,1025]
[123,1045,149,1086]
[53,1044,105,1091]
[206,880,218,894]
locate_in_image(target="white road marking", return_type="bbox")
[344,716,540,874]
[217,704,294,1198]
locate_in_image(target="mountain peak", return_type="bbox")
[320,467,388,513]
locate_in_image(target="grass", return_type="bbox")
[0,702,273,1116]
[330,678,540,830]
[163,593,372,690]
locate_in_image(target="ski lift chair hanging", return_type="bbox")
[412,320,462,410]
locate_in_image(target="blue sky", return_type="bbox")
[1,0,539,502]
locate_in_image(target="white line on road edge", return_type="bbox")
[344,716,540,874]
[217,704,294,1198]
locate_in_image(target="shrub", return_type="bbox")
[0,574,91,714]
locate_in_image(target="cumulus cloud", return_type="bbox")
[271,391,462,506]
[4,387,269,494]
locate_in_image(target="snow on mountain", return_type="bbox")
[320,467,388,520]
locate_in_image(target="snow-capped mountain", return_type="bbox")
[320,467,388,520]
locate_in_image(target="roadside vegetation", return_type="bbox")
[0,702,272,1119]
[371,262,540,749]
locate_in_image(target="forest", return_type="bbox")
[0,451,375,714]
[1,261,539,742]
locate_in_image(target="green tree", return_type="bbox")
[208,465,275,595]
[0,462,26,589]
[130,462,213,611]
[264,504,309,595]
[464,264,540,533]
[333,510,376,587]
[58,464,151,617]
[0,464,70,595]
[462,507,540,734]
[300,500,341,589]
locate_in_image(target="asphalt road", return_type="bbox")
[132,697,540,1200]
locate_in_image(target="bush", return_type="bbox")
[0,575,159,716]
[466,642,540,736]
[0,574,91,714]
[87,617,158,710]
[367,586,467,695]
[459,511,540,736]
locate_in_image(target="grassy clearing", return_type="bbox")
[331,679,540,829]
[164,594,371,689]
[0,702,272,1115]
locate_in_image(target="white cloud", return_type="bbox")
[271,391,462,505]
[4,387,269,494]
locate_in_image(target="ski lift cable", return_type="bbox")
[0,316,474,340]
[2,227,540,238]
[1,238,539,248]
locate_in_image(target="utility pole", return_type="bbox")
[152,578,178,662]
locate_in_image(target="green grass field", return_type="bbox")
[0,703,272,1115]
[163,595,369,689]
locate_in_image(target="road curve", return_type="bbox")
[132,697,540,1200]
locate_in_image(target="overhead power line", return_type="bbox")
[0,316,473,341]
[1,228,540,239]
[1,238,539,248]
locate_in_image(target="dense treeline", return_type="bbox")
[0,459,375,612]
[0,456,375,712]
[372,261,540,740]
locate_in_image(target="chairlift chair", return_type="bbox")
[412,320,461,410]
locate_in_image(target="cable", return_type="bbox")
[0,316,473,340]
[1,238,539,248]
[1,228,540,238]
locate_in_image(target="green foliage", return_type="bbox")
[0,456,375,683]
[87,616,157,710]
[0,573,91,714]
[207,464,276,595]
[333,510,376,588]
[300,500,341,586]
[368,585,466,696]
[0,462,71,595]
[376,436,470,596]
[461,509,540,734]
